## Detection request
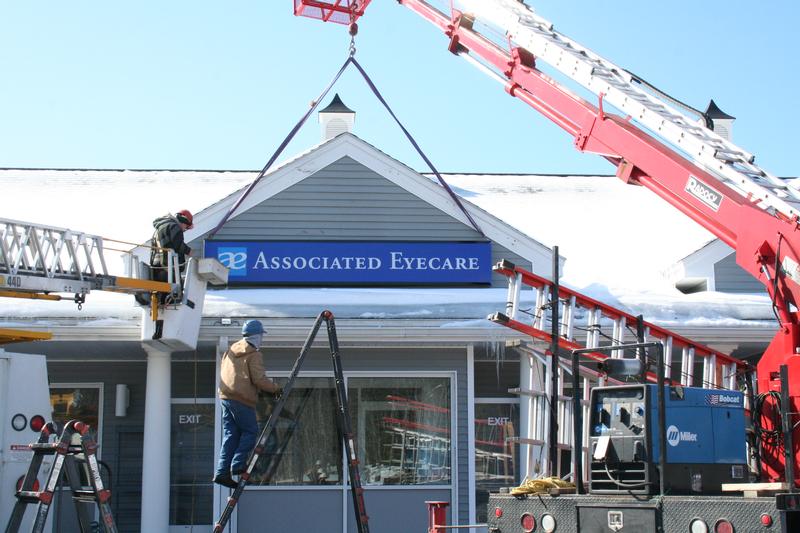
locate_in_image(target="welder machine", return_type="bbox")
[588,384,748,494]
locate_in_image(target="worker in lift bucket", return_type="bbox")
[150,209,194,284]
[214,320,283,489]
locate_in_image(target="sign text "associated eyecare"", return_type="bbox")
[204,241,493,285]
[251,252,480,271]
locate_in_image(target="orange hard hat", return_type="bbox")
[176,210,194,229]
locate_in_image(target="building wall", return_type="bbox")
[194,157,531,286]
[713,252,763,293]
[12,341,215,532]
[13,340,471,531]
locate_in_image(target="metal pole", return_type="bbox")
[549,246,560,477]
[636,315,647,383]
[426,501,449,533]
[571,348,583,494]
[780,365,796,491]
[745,367,762,479]
[656,343,666,497]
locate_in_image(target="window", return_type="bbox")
[170,401,215,525]
[474,402,519,522]
[249,377,343,486]
[348,377,451,486]
[49,385,102,446]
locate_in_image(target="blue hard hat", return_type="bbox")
[242,320,264,336]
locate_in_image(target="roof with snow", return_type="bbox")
[0,132,778,336]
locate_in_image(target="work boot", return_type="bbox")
[213,474,237,489]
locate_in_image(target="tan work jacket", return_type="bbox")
[218,339,280,408]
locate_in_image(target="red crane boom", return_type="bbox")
[295,0,800,484]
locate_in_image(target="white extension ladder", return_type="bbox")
[458,0,800,220]
[0,217,175,299]
[489,259,748,478]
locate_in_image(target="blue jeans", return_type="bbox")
[216,399,258,477]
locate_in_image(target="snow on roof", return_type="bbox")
[1,168,713,288]
[439,173,716,289]
[0,164,773,326]
[0,284,775,331]
[0,168,255,247]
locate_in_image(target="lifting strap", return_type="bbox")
[209,55,484,237]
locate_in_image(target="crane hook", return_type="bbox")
[348,23,358,57]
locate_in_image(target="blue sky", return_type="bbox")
[0,1,797,176]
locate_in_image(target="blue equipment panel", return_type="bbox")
[648,386,746,465]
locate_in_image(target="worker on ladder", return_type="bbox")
[215,320,282,489]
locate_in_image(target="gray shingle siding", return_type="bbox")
[713,253,763,293]
[196,157,531,287]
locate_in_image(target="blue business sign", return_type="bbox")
[205,241,492,285]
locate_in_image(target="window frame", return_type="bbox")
[237,370,457,493]
[250,371,345,489]
[473,397,521,524]
[345,371,457,491]
[49,382,105,460]
[169,397,216,528]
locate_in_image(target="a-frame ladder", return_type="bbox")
[213,310,369,533]
[5,420,117,533]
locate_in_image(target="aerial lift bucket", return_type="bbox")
[293,0,371,25]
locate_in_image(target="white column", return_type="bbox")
[212,337,227,525]
[140,344,172,532]
[519,350,533,480]
[466,344,476,526]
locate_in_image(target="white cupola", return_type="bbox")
[318,94,355,141]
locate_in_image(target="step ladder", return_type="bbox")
[5,420,117,533]
[489,259,749,478]
[459,0,800,220]
[213,310,370,533]
[0,217,174,301]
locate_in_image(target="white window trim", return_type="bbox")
[475,398,521,404]
[467,344,476,527]
[50,382,104,460]
[171,398,215,404]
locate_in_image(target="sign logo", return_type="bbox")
[706,393,741,406]
[685,175,723,211]
[217,247,248,277]
[608,511,623,532]
[667,424,698,447]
